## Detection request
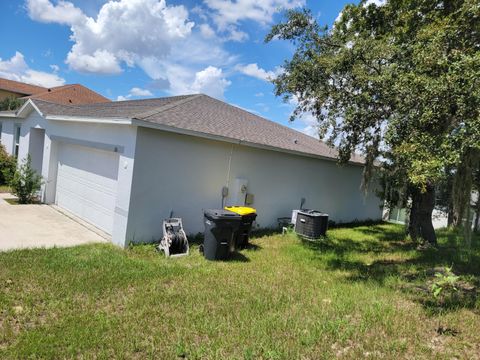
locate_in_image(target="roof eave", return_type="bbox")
[45,115,132,124]
[14,99,43,118]
[0,111,16,118]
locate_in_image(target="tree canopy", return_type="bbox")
[0,96,24,111]
[267,0,480,244]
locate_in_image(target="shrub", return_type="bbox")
[10,155,42,204]
[0,145,16,185]
[431,266,459,299]
[0,96,24,111]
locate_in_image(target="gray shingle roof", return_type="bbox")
[34,95,191,118]
[31,95,363,164]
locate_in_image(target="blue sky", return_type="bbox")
[0,0,354,135]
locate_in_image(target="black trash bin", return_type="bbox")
[295,210,329,238]
[225,206,257,249]
[203,209,241,260]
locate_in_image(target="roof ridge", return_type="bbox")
[49,84,74,90]
[29,87,68,98]
[133,94,203,120]
[0,77,47,94]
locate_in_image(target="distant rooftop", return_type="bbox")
[0,77,110,105]
[0,77,47,96]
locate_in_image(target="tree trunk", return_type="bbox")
[408,184,437,245]
[408,192,419,242]
[451,151,475,227]
[464,200,472,250]
[447,196,454,227]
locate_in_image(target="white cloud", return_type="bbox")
[284,95,320,138]
[27,0,233,98]
[203,0,305,29]
[255,92,264,97]
[297,124,319,138]
[334,10,343,25]
[27,0,194,74]
[26,0,85,25]
[223,26,249,42]
[199,23,216,38]
[236,63,280,81]
[364,0,386,6]
[295,113,318,139]
[151,64,230,98]
[191,5,208,21]
[117,65,230,100]
[202,0,304,42]
[66,49,122,74]
[191,66,231,98]
[290,113,320,138]
[116,86,154,101]
[49,64,60,72]
[130,87,153,97]
[0,51,65,87]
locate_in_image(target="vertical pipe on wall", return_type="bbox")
[226,144,234,188]
[222,143,235,208]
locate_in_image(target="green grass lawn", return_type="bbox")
[1,223,479,359]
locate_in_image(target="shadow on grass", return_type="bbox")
[243,243,263,251]
[356,225,409,242]
[302,232,415,257]
[225,252,250,262]
[250,228,282,239]
[302,224,480,313]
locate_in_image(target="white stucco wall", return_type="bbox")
[0,118,15,155]
[126,127,383,243]
[16,109,137,247]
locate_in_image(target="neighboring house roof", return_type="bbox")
[22,84,111,105]
[29,95,364,164]
[0,77,111,105]
[0,78,47,96]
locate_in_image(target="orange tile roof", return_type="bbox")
[24,84,110,105]
[0,77,110,105]
[0,78,47,95]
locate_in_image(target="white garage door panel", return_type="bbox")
[56,143,119,234]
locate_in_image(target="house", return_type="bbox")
[0,94,383,247]
[384,191,480,230]
[0,77,110,105]
[384,206,450,229]
[0,78,47,101]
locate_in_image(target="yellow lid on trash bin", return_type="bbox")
[225,206,256,216]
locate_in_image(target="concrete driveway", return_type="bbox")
[0,194,108,251]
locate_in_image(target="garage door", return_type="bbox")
[56,143,119,234]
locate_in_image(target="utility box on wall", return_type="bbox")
[231,178,248,205]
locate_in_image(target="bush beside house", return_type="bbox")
[0,145,16,186]
[9,155,42,204]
